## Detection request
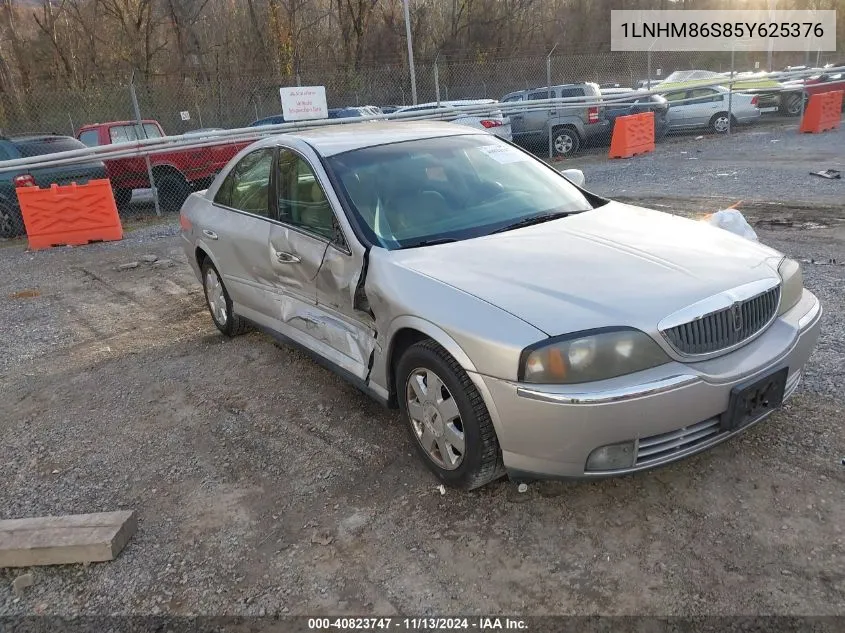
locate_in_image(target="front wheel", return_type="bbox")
[0,202,23,238]
[782,92,807,116]
[551,127,581,157]
[396,339,505,490]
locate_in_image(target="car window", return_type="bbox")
[78,130,100,147]
[687,88,722,104]
[327,134,595,250]
[528,90,549,100]
[277,150,338,242]
[502,94,523,102]
[559,88,585,98]
[214,148,273,217]
[0,144,13,160]
[109,124,163,143]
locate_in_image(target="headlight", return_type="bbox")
[519,328,670,384]
[778,257,803,315]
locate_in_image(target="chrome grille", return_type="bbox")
[635,417,722,467]
[662,286,780,356]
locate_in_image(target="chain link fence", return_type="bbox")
[0,49,842,239]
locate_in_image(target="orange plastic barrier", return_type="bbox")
[799,90,843,134]
[16,179,123,250]
[609,111,655,159]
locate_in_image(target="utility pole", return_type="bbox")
[403,0,418,105]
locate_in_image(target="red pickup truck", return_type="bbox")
[77,120,253,211]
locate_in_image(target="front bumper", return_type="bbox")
[470,289,822,479]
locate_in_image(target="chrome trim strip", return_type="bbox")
[798,298,821,330]
[515,374,699,405]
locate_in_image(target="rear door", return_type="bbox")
[201,147,278,315]
[521,89,552,143]
[684,88,723,127]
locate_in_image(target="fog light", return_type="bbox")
[586,441,636,471]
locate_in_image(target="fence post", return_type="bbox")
[403,0,418,105]
[129,70,161,217]
[547,43,557,160]
[434,54,441,106]
[728,47,735,135]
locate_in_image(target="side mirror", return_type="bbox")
[561,168,585,187]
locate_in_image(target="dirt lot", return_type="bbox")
[1,121,844,618]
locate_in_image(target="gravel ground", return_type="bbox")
[1,121,844,618]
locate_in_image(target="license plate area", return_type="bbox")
[721,367,788,432]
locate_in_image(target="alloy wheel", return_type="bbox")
[405,367,465,470]
[204,267,228,326]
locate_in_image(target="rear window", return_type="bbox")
[559,88,585,98]
[13,137,86,157]
[109,123,164,144]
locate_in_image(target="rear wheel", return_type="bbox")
[709,112,737,134]
[0,202,23,238]
[782,92,807,116]
[551,127,581,157]
[201,259,249,337]
[396,339,505,490]
[157,173,191,212]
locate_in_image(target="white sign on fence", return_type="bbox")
[180,111,191,121]
[280,86,328,121]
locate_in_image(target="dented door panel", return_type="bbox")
[315,241,377,381]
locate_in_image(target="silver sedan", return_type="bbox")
[180,122,821,489]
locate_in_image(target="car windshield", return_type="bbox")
[326,134,595,249]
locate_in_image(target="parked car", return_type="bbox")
[250,115,287,127]
[0,135,107,238]
[600,91,669,140]
[394,100,512,141]
[660,85,760,133]
[180,121,821,489]
[500,82,609,157]
[77,120,252,211]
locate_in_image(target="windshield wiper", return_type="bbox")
[397,237,459,249]
[487,210,578,235]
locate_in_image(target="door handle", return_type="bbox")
[275,251,301,264]
[202,229,218,240]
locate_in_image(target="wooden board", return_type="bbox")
[0,510,137,568]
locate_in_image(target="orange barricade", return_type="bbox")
[799,90,843,134]
[609,111,655,159]
[16,179,123,250]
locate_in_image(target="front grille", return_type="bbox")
[662,286,780,356]
[635,417,721,466]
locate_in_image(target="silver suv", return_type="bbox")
[501,82,608,157]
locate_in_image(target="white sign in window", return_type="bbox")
[280,86,328,121]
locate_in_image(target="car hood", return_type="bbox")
[389,202,783,337]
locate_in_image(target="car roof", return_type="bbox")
[395,99,496,111]
[252,121,482,157]
[7,134,80,143]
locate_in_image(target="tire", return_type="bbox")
[201,259,249,337]
[112,187,132,209]
[0,201,23,238]
[551,127,581,158]
[782,92,806,117]
[396,339,506,490]
[709,112,736,134]
[157,173,191,213]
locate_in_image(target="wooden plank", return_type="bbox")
[0,510,137,568]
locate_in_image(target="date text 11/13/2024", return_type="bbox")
[307,617,528,630]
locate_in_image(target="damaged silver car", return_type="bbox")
[180,122,822,489]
